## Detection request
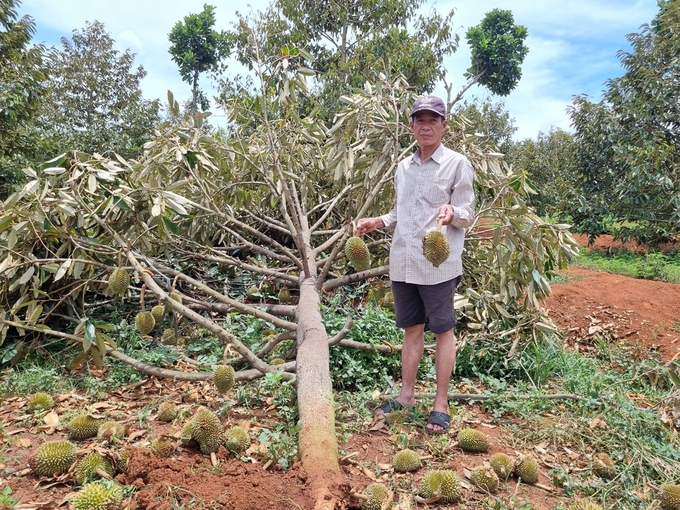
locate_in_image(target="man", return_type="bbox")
[355,95,475,433]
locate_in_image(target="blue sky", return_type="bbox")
[19,0,660,140]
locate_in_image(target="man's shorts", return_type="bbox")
[391,276,461,334]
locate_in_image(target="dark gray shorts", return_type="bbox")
[391,276,461,334]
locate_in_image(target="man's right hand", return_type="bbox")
[355,217,383,236]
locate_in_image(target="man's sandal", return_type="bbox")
[375,398,405,415]
[425,410,450,434]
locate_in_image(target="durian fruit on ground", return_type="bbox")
[456,428,489,453]
[213,365,236,394]
[422,226,450,268]
[151,437,176,458]
[106,267,130,296]
[27,392,55,411]
[469,465,499,493]
[97,421,126,443]
[71,480,125,510]
[135,310,155,335]
[151,304,165,325]
[116,448,133,474]
[224,426,250,455]
[278,286,291,304]
[360,483,392,510]
[660,484,680,510]
[592,452,616,479]
[514,455,540,484]
[420,470,462,503]
[568,500,604,510]
[67,414,101,440]
[392,449,421,473]
[190,407,224,454]
[157,402,178,422]
[345,236,371,272]
[74,452,114,485]
[29,440,76,477]
[489,452,514,480]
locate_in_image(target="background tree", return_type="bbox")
[168,3,232,113]
[453,98,517,154]
[0,0,49,198]
[567,0,680,244]
[34,21,160,160]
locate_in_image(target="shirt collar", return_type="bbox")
[411,143,444,164]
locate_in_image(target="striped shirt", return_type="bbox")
[380,143,475,285]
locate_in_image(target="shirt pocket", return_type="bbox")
[423,180,451,207]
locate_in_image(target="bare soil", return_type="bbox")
[1,234,678,509]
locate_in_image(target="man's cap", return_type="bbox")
[411,95,446,118]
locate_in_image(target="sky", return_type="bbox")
[18,0,661,140]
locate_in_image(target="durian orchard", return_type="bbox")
[1,66,576,505]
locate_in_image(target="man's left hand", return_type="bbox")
[437,204,454,225]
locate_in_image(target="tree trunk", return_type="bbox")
[296,276,342,509]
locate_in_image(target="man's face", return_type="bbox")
[410,111,447,149]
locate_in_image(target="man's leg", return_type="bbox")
[395,323,425,408]
[427,328,456,432]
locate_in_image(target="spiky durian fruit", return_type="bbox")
[592,452,615,479]
[97,421,125,443]
[190,407,223,454]
[224,426,250,455]
[270,358,286,365]
[568,500,604,510]
[150,304,165,325]
[27,392,55,411]
[161,327,177,345]
[67,414,100,440]
[384,410,406,425]
[392,449,420,473]
[456,428,489,453]
[71,481,124,510]
[151,437,175,458]
[278,287,291,304]
[660,484,680,510]
[345,236,371,272]
[116,448,132,474]
[107,268,130,296]
[213,365,236,394]
[30,440,76,477]
[170,291,182,304]
[360,483,390,510]
[420,470,462,503]
[470,465,499,493]
[134,311,155,335]
[74,452,114,485]
[514,455,539,484]
[422,227,450,268]
[157,402,178,422]
[245,287,260,301]
[180,421,194,445]
[489,452,514,480]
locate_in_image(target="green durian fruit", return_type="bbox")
[456,428,489,453]
[420,470,462,503]
[67,414,100,440]
[278,286,291,304]
[180,421,193,445]
[360,483,390,510]
[224,426,250,455]
[116,448,132,474]
[245,287,260,301]
[151,437,175,458]
[270,358,286,365]
[345,236,371,271]
[157,402,178,422]
[392,449,420,473]
[592,452,616,479]
[170,291,182,304]
[150,304,165,325]
[422,227,450,268]
[161,327,177,345]
[660,484,680,510]
[71,481,124,510]
[30,440,76,477]
[213,365,236,394]
[134,311,155,335]
[384,410,405,425]
[27,392,55,411]
[97,421,125,442]
[514,455,539,484]
[190,407,223,454]
[106,268,130,296]
[469,465,499,493]
[489,452,514,480]
[74,452,114,485]
[568,501,604,510]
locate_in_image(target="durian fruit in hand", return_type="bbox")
[71,480,124,510]
[29,439,76,477]
[392,448,421,472]
[422,218,450,268]
[213,365,236,394]
[456,428,489,453]
[660,483,680,510]
[360,483,391,510]
[420,469,462,503]
[345,236,371,272]
[106,267,130,296]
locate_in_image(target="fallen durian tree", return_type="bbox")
[0,56,576,509]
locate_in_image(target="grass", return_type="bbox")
[574,247,680,283]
